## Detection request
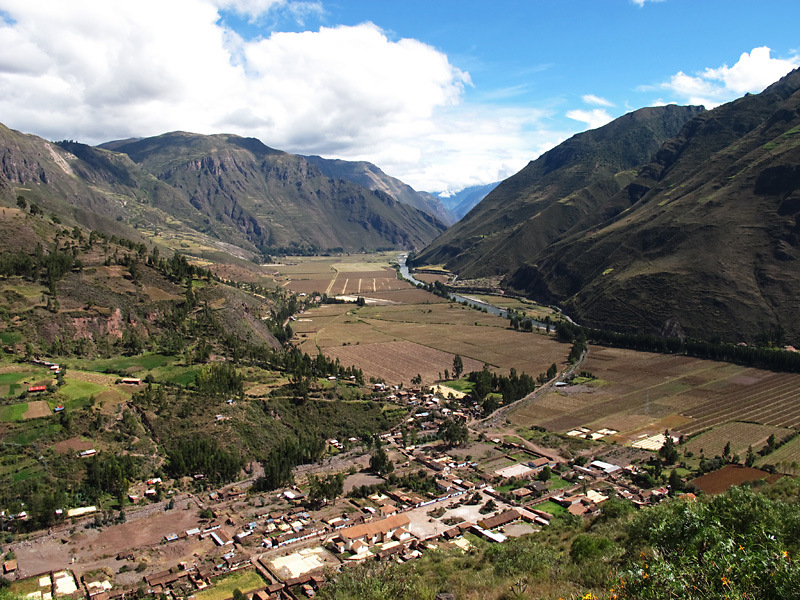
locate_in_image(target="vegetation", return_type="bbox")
[557,321,800,374]
[319,484,800,600]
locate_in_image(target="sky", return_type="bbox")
[0,1,798,194]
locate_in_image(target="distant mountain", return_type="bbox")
[418,68,800,343]
[0,126,447,259]
[302,155,456,225]
[439,182,501,221]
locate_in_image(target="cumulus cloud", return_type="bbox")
[654,46,799,107]
[566,108,614,129]
[582,94,614,107]
[0,0,562,192]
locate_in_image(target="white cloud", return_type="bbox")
[630,0,665,6]
[0,0,559,192]
[566,108,613,129]
[582,94,614,107]
[655,46,799,108]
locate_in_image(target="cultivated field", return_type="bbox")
[296,300,569,384]
[682,422,792,458]
[271,254,407,296]
[509,346,800,447]
[22,400,52,419]
[691,465,776,495]
[324,340,485,386]
[756,436,800,471]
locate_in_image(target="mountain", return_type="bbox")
[507,68,800,343]
[302,155,456,225]
[439,182,500,221]
[105,132,447,254]
[415,104,705,274]
[418,68,800,343]
[0,125,446,262]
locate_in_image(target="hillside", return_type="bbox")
[505,68,800,342]
[107,132,447,254]
[302,154,456,225]
[415,104,704,277]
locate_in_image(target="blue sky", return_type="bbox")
[0,0,798,193]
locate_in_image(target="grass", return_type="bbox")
[68,353,173,374]
[546,476,571,491]
[0,403,28,422]
[0,331,21,345]
[11,422,62,445]
[444,379,474,393]
[193,570,266,600]
[533,500,567,516]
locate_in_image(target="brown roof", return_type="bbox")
[339,513,411,540]
[478,510,520,530]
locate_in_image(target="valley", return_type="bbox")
[3,246,800,600]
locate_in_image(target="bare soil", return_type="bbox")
[22,400,51,419]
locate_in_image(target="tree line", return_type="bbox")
[556,321,800,373]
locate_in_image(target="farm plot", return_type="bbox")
[756,435,800,471]
[508,346,800,444]
[676,371,800,435]
[22,400,51,419]
[323,340,484,386]
[681,422,792,458]
[273,254,407,297]
[691,465,776,495]
[297,298,571,381]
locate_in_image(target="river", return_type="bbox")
[397,254,511,318]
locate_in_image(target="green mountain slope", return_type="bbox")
[416,104,704,275]
[508,68,800,342]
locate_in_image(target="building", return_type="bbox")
[337,514,411,551]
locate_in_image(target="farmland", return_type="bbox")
[509,346,800,451]
[271,254,408,297]
[281,255,571,386]
[682,421,792,458]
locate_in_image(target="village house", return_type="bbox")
[336,513,412,551]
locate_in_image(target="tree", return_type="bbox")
[308,472,345,505]
[411,373,422,385]
[16,195,26,210]
[659,430,679,465]
[29,203,41,216]
[369,445,394,476]
[745,445,756,467]
[441,418,468,447]
[538,466,552,481]
[452,354,464,379]
[668,469,683,494]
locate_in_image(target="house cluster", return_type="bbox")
[31,358,61,375]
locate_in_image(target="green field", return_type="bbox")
[0,402,28,422]
[57,379,107,410]
[193,570,266,600]
[67,354,173,374]
[533,500,567,516]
